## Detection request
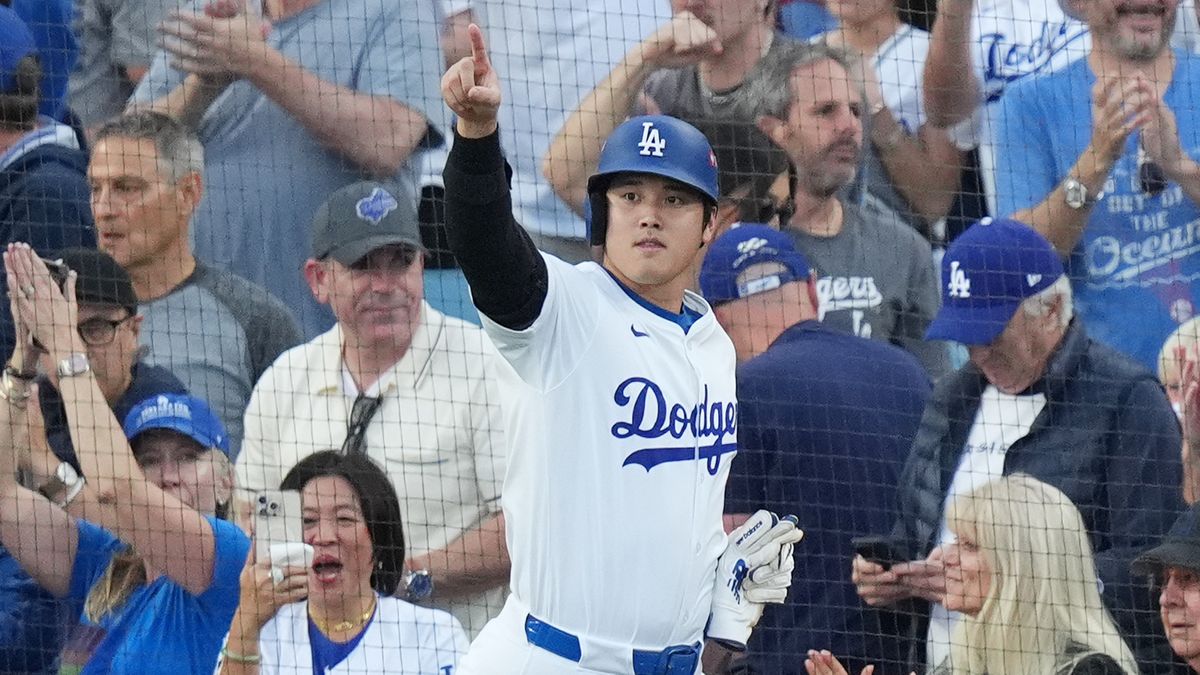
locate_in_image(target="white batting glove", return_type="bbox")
[706,510,804,651]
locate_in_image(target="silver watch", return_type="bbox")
[56,353,90,378]
[1064,177,1102,209]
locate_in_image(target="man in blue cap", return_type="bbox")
[699,224,931,675]
[852,217,1187,674]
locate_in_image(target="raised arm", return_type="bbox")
[7,244,220,597]
[146,7,429,177]
[1001,76,1152,254]
[541,12,721,214]
[923,0,982,129]
[440,25,548,330]
[0,375,79,599]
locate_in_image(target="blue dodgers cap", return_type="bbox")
[0,6,36,93]
[699,223,811,305]
[123,394,231,457]
[926,217,1065,346]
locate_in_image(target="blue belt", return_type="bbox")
[524,614,701,675]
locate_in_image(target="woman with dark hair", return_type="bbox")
[220,451,467,674]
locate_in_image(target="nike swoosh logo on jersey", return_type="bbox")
[630,325,650,338]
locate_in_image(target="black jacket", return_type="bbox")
[890,320,1186,674]
[0,142,95,359]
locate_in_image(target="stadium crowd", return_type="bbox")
[2,0,1200,672]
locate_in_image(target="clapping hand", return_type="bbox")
[159,0,271,83]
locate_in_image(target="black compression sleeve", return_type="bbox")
[442,128,548,330]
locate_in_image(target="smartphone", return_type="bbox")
[252,490,303,561]
[852,535,907,571]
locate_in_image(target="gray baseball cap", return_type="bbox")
[310,181,423,265]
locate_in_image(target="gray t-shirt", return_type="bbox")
[131,0,446,337]
[140,262,302,458]
[786,202,950,379]
[68,0,181,127]
[641,34,792,201]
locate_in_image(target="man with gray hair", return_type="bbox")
[750,41,948,378]
[88,111,301,458]
[852,217,1186,674]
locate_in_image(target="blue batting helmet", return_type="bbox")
[586,115,720,247]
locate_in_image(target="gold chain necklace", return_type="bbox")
[309,596,377,635]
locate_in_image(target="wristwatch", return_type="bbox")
[39,462,82,505]
[56,353,90,379]
[1064,177,1103,209]
[404,569,434,602]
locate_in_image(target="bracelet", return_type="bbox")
[0,376,29,408]
[221,647,261,664]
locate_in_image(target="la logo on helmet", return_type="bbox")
[948,260,971,298]
[637,121,666,157]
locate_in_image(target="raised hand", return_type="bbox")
[640,11,723,70]
[4,244,80,362]
[441,24,501,138]
[1141,85,1193,179]
[1088,75,1153,167]
[158,7,271,82]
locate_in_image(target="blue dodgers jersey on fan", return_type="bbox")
[67,517,248,674]
[480,253,737,650]
[996,53,1200,369]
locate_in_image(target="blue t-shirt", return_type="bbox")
[725,321,931,675]
[67,516,248,674]
[995,52,1200,369]
[0,363,185,674]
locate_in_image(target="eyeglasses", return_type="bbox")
[77,315,135,346]
[340,393,383,455]
[1138,143,1168,196]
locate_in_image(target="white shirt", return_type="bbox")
[470,0,672,239]
[874,24,933,135]
[254,596,468,674]
[947,0,1091,212]
[479,254,737,651]
[926,385,1047,669]
[237,302,507,635]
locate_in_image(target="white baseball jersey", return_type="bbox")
[949,0,1091,212]
[478,253,737,651]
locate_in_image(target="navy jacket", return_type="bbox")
[0,142,96,361]
[0,364,184,674]
[890,320,1185,674]
[726,321,932,675]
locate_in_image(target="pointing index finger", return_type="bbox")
[468,23,490,68]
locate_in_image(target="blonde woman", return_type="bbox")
[0,244,248,673]
[807,475,1137,675]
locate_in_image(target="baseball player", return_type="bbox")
[439,24,803,675]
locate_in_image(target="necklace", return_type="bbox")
[310,595,377,635]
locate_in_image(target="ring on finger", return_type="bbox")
[21,285,33,299]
